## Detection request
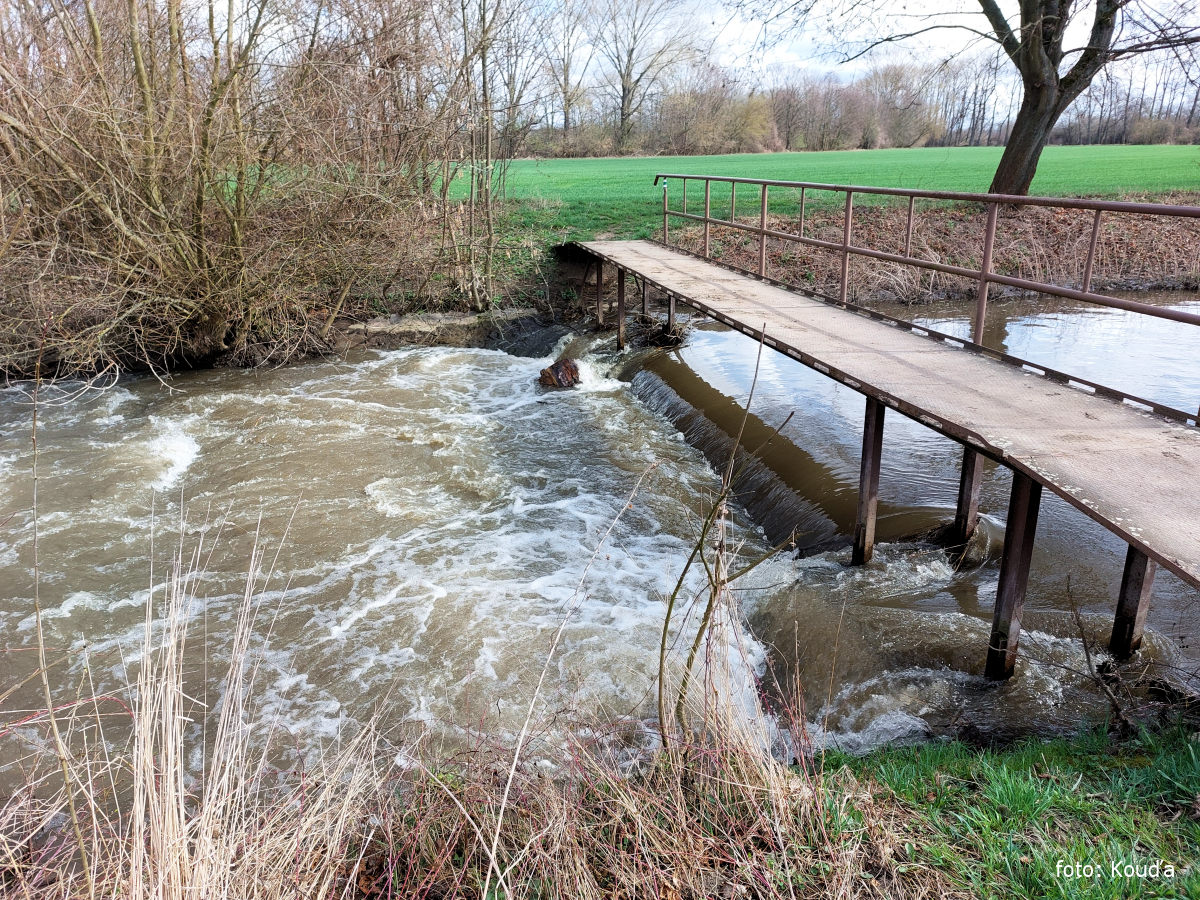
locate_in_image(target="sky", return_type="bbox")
[700,1,1147,81]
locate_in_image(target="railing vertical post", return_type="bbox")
[799,187,806,238]
[839,192,854,304]
[730,182,736,222]
[904,196,916,257]
[662,182,669,243]
[595,260,604,326]
[703,180,711,258]
[973,202,998,345]
[1110,545,1156,658]
[758,184,768,277]
[681,178,687,215]
[1082,209,1103,294]
[852,396,886,566]
[616,268,626,349]
[986,471,1042,680]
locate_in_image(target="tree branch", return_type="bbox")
[977,0,1021,61]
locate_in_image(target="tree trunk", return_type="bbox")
[617,80,634,152]
[988,86,1059,196]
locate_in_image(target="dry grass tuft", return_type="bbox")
[0,536,959,900]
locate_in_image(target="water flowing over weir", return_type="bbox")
[626,295,1200,746]
[0,340,780,763]
[1,295,1199,765]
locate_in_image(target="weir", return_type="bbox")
[576,175,1200,680]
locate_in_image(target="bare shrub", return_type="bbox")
[0,0,525,377]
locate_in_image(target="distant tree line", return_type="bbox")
[518,0,1200,158]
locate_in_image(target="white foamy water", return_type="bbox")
[4,305,1195,761]
[143,416,201,491]
[0,344,781,753]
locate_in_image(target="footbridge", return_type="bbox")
[575,175,1200,679]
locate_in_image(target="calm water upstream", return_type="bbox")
[1,292,1198,760]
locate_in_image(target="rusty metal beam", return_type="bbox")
[652,173,1200,218]
[703,181,711,258]
[973,203,998,345]
[840,192,854,305]
[904,195,915,256]
[951,447,985,548]
[757,184,768,277]
[595,260,604,326]
[986,472,1042,680]
[1082,209,1103,294]
[617,269,626,349]
[852,397,885,566]
[662,183,668,242]
[1110,546,1156,659]
[641,278,649,317]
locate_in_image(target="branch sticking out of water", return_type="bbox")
[658,325,796,751]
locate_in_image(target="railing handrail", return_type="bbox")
[651,171,1200,333]
[652,173,1200,218]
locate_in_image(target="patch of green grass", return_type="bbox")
[502,145,1200,242]
[828,725,1200,898]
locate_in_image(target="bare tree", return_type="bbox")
[596,0,698,151]
[739,0,1200,194]
[648,63,775,153]
[977,1,1200,193]
[541,0,596,151]
[0,0,521,373]
[768,78,805,150]
[860,63,940,148]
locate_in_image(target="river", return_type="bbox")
[1,292,1197,761]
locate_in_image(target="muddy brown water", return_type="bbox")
[1,292,1197,765]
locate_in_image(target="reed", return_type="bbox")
[0,527,952,899]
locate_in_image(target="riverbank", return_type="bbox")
[5,711,1197,898]
[841,724,1200,897]
[4,150,1198,379]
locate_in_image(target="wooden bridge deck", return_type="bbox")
[579,239,1200,600]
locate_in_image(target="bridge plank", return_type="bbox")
[580,239,1200,591]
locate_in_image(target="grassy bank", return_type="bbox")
[5,706,1197,898]
[838,726,1200,899]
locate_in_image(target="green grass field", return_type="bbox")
[503,145,1200,242]
[838,725,1200,898]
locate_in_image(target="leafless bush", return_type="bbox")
[0,0,524,377]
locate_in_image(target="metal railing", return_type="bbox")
[652,173,1200,343]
